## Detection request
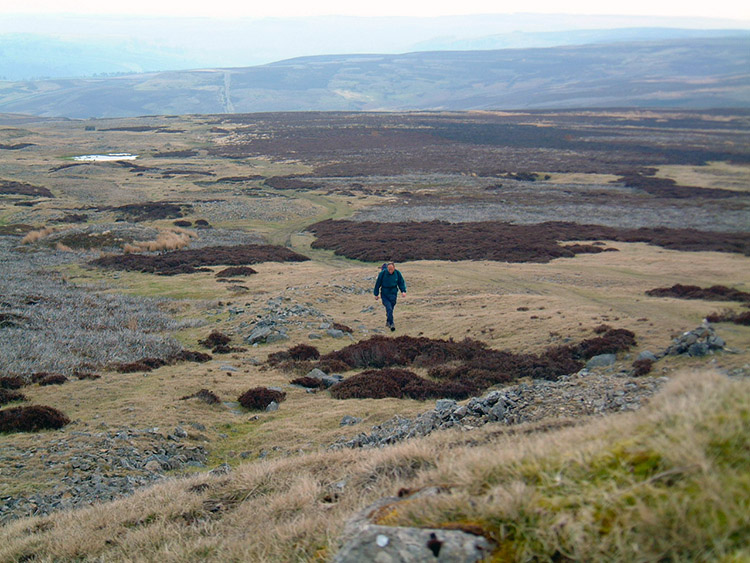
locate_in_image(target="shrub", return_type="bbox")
[290,376,326,389]
[268,344,320,366]
[0,389,27,405]
[238,387,287,411]
[0,405,70,433]
[37,374,68,386]
[646,284,750,303]
[199,331,232,349]
[706,310,750,326]
[0,376,27,389]
[574,329,636,359]
[632,359,654,376]
[215,266,257,278]
[332,322,353,333]
[180,389,221,405]
[329,368,477,401]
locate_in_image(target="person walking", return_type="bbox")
[374,261,406,331]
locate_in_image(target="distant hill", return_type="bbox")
[0,37,748,118]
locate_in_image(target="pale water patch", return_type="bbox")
[72,153,138,162]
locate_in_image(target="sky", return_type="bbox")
[4,0,750,20]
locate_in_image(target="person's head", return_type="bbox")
[387,262,395,274]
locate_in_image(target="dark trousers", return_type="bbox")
[381,293,397,326]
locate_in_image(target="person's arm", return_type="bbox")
[374,271,382,299]
[398,271,406,295]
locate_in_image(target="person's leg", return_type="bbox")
[382,294,395,327]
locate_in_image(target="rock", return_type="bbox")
[688,342,709,356]
[209,463,231,477]
[435,399,457,412]
[266,332,290,343]
[265,401,279,412]
[173,426,188,438]
[586,353,617,368]
[637,350,658,362]
[307,368,343,388]
[340,415,362,426]
[246,326,272,344]
[308,333,322,340]
[334,497,493,563]
[326,329,345,338]
[144,460,162,473]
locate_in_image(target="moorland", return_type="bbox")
[0,109,749,561]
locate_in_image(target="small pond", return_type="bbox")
[72,153,138,162]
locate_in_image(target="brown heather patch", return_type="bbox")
[264,176,321,190]
[0,389,27,405]
[618,170,744,199]
[90,244,309,275]
[237,387,287,411]
[308,220,750,262]
[705,309,750,326]
[268,344,320,366]
[646,284,750,303]
[0,376,27,389]
[113,350,211,373]
[36,374,68,386]
[107,202,189,222]
[632,359,655,376]
[0,224,35,236]
[180,389,221,405]
[289,376,326,389]
[122,229,195,253]
[20,227,57,245]
[0,405,70,432]
[315,330,635,400]
[329,368,478,401]
[0,179,54,198]
[215,266,258,278]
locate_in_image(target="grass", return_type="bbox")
[0,369,745,561]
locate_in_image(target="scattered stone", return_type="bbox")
[637,350,658,362]
[309,333,322,340]
[665,322,725,356]
[340,415,362,426]
[265,401,279,412]
[326,329,345,339]
[586,353,617,368]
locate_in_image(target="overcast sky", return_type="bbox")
[4,0,750,20]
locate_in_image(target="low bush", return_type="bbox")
[632,359,654,376]
[180,389,221,405]
[90,244,309,275]
[0,389,27,405]
[308,220,750,262]
[215,266,258,278]
[238,387,287,411]
[332,322,353,333]
[37,374,68,386]
[289,376,326,389]
[0,405,70,433]
[646,284,750,303]
[268,344,320,366]
[706,310,750,326]
[0,376,27,389]
[199,331,231,349]
[329,368,477,401]
[574,329,636,359]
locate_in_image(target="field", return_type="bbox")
[0,109,749,560]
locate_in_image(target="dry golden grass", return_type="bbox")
[656,162,750,192]
[20,226,56,244]
[0,369,746,562]
[123,228,197,253]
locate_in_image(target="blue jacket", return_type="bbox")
[374,268,406,298]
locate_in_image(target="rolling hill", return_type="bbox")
[0,37,748,118]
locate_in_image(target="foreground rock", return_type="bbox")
[332,370,667,450]
[334,495,493,563]
[0,426,207,523]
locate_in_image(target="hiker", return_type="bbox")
[374,261,406,331]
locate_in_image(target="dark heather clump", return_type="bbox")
[706,310,750,326]
[199,331,232,348]
[37,374,68,386]
[215,266,258,278]
[289,376,326,389]
[268,344,321,366]
[646,284,750,303]
[180,389,221,405]
[329,368,477,401]
[0,405,70,432]
[632,359,655,376]
[0,376,27,390]
[238,387,287,411]
[0,389,27,405]
[573,329,636,359]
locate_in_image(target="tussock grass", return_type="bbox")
[0,369,745,561]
